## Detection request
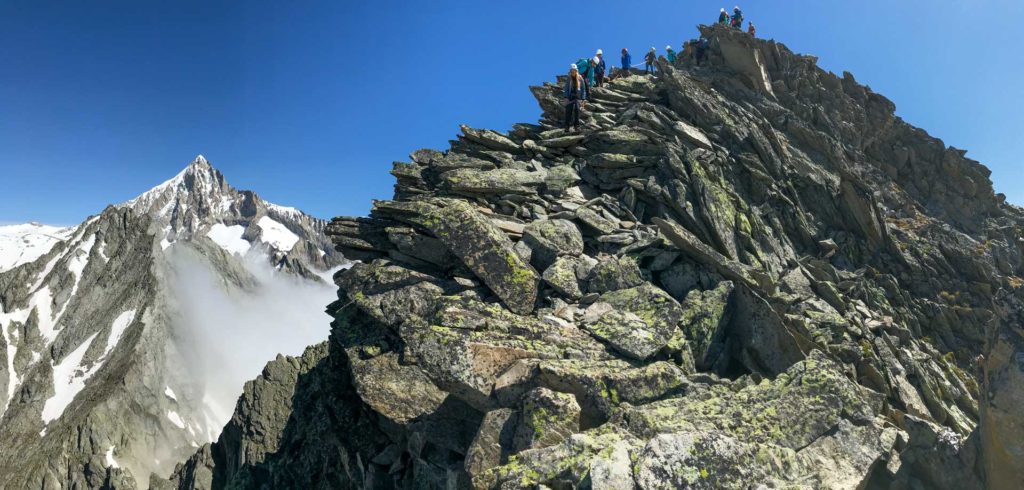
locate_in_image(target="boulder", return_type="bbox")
[586,255,644,293]
[513,388,581,450]
[542,257,583,300]
[522,219,584,270]
[581,284,683,360]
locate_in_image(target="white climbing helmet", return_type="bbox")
[666,45,672,50]
[570,63,578,71]
[721,8,726,12]
[596,49,603,55]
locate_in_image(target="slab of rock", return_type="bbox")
[522,219,584,270]
[586,255,644,293]
[380,198,539,314]
[348,352,448,425]
[440,167,547,195]
[679,281,734,370]
[653,217,771,292]
[581,284,684,360]
[460,124,522,153]
[672,120,713,149]
[513,388,581,451]
[542,257,583,300]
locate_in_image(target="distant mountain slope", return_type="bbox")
[0,155,345,488]
[0,223,75,272]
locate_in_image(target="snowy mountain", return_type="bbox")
[0,223,75,273]
[0,155,345,488]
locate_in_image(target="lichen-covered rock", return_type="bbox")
[522,219,584,270]
[541,257,583,299]
[513,388,580,451]
[680,281,734,370]
[585,255,644,293]
[581,284,683,360]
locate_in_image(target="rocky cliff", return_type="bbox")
[167,25,1024,489]
[0,156,344,488]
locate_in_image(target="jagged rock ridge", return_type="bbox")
[0,156,344,488]
[167,26,1024,489]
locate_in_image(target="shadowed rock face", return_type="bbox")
[167,25,1024,489]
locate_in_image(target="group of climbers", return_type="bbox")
[562,6,757,131]
[719,6,755,36]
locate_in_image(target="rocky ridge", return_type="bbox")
[168,25,1024,489]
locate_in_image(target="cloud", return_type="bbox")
[165,245,337,430]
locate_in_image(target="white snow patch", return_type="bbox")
[105,446,119,468]
[39,309,138,424]
[206,224,251,256]
[256,217,300,252]
[105,310,136,354]
[41,332,100,423]
[268,203,301,217]
[167,410,186,429]
[0,223,75,272]
[164,386,177,401]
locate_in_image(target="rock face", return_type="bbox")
[0,156,344,488]
[168,25,1024,489]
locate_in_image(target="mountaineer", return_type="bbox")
[644,47,656,74]
[695,38,710,66]
[563,64,587,132]
[577,57,595,94]
[718,8,729,25]
[593,49,606,87]
[731,6,744,29]
[666,45,677,64]
[748,22,756,37]
[620,48,631,77]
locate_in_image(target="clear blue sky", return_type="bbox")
[2,1,1022,225]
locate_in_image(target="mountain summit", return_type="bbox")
[164,25,1023,489]
[0,156,344,488]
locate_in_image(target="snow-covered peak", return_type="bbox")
[120,155,232,221]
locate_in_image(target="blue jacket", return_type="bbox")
[621,52,631,70]
[580,60,596,85]
[595,58,606,75]
[564,76,588,101]
[667,49,676,63]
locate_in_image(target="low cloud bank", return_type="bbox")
[166,246,338,431]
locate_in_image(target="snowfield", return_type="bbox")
[0,223,75,272]
[256,216,300,251]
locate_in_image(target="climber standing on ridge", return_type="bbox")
[666,45,677,64]
[731,6,744,29]
[695,37,710,66]
[563,64,587,133]
[620,48,631,78]
[578,57,595,95]
[593,49,606,88]
[748,22,756,37]
[718,8,729,25]
[644,47,656,74]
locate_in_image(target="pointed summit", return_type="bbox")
[121,155,234,226]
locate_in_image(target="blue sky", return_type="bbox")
[2,1,1022,225]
